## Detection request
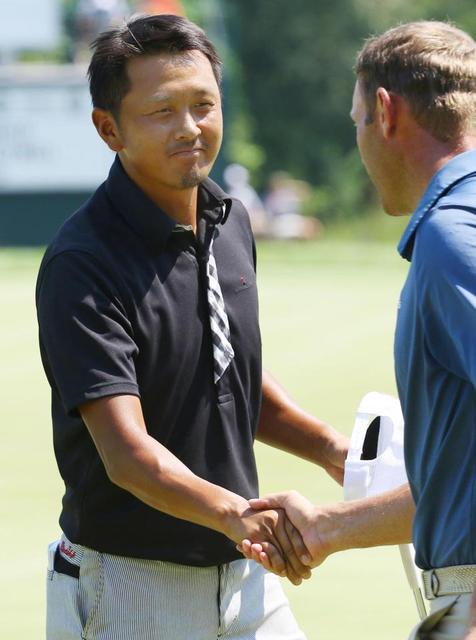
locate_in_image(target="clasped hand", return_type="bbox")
[235,491,330,585]
[226,503,312,585]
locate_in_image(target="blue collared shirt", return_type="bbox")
[395,149,476,569]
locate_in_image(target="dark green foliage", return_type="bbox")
[224,0,476,219]
[226,0,366,186]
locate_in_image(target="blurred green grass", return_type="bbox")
[0,236,417,639]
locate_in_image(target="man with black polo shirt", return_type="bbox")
[37,14,347,640]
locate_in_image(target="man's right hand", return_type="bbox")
[239,485,414,570]
[221,501,312,586]
[240,492,331,570]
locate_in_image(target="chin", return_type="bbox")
[382,203,398,216]
[379,195,402,217]
[180,166,210,189]
[382,201,412,217]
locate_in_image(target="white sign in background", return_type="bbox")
[0,80,114,192]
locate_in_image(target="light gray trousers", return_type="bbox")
[408,594,472,640]
[46,537,306,640]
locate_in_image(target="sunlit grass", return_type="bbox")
[1,237,417,639]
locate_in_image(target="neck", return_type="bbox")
[402,133,476,212]
[148,187,198,230]
[118,156,199,231]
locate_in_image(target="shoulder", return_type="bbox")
[37,186,123,297]
[226,196,254,236]
[416,200,476,271]
[39,184,123,275]
[43,186,109,257]
[413,200,476,302]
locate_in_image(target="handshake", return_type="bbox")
[224,490,336,586]
[220,388,414,586]
[223,484,414,586]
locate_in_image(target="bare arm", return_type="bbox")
[79,394,311,584]
[258,371,349,484]
[240,484,414,569]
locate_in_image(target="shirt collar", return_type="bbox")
[105,155,232,252]
[398,149,476,261]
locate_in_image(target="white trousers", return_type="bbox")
[46,537,306,640]
[408,594,472,640]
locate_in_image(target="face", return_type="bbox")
[350,79,404,215]
[100,50,223,198]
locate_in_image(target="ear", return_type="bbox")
[92,108,124,152]
[375,88,398,139]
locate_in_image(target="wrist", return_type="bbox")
[311,502,351,557]
[322,428,348,464]
[214,492,249,541]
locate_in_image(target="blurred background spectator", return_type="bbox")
[223,163,270,238]
[264,172,319,240]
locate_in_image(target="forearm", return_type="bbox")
[109,430,312,583]
[111,430,248,537]
[257,370,348,470]
[246,484,415,568]
[81,395,246,539]
[320,484,414,555]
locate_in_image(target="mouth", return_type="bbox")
[170,147,205,158]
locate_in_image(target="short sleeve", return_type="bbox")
[36,250,139,414]
[416,209,476,387]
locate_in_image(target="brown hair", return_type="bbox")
[355,21,476,141]
[88,14,222,118]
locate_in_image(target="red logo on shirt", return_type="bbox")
[60,541,76,559]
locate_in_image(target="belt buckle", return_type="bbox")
[429,569,440,597]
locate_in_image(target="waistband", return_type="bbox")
[58,534,85,567]
[423,565,476,599]
[53,534,87,579]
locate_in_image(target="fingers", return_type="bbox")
[248,493,283,510]
[248,498,271,510]
[249,491,315,540]
[249,491,303,516]
[253,542,285,576]
[237,539,286,576]
[285,516,312,566]
[233,504,313,585]
[273,511,312,585]
[238,534,311,585]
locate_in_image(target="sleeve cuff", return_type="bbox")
[64,381,141,415]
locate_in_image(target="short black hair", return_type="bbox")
[88,14,222,117]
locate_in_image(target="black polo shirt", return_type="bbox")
[36,156,262,566]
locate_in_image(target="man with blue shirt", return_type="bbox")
[241,20,476,640]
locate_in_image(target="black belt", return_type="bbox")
[54,546,80,579]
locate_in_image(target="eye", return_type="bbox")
[195,101,214,110]
[146,107,172,117]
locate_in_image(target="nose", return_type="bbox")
[175,109,201,141]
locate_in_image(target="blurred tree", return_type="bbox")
[225,0,367,188]
[180,0,203,23]
[225,0,476,219]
